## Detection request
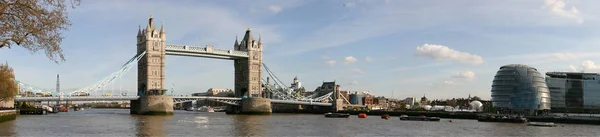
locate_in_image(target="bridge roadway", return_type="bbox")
[14,96,332,107]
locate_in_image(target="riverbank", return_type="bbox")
[0,110,16,123]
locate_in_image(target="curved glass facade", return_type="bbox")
[491,64,551,110]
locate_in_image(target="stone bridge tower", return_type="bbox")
[229,28,272,114]
[131,15,173,115]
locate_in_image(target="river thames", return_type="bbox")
[1,109,599,136]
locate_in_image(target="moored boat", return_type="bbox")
[527,122,556,127]
[358,113,367,118]
[324,112,350,118]
[381,114,390,120]
[477,115,528,123]
[399,115,440,121]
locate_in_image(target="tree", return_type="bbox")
[471,96,482,101]
[0,0,81,63]
[0,63,18,102]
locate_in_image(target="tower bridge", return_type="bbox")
[13,15,344,115]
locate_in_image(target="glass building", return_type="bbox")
[546,72,600,112]
[491,64,551,114]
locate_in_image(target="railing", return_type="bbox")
[165,44,249,58]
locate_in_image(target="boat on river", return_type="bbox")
[477,115,528,123]
[197,106,215,112]
[399,115,440,121]
[324,112,350,118]
[527,122,556,127]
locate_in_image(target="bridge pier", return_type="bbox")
[130,95,173,115]
[226,98,271,115]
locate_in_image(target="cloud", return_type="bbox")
[569,65,577,71]
[569,60,600,72]
[348,80,359,85]
[344,56,357,64]
[343,2,356,7]
[451,70,475,80]
[365,56,374,62]
[429,80,457,89]
[551,53,576,60]
[268,5,282,13]
[321,55,331,60]
[325,60,336,66]
[581,60,600,72]
[415,43,484,65]
[543,0,583,23]
[349,68,366,75]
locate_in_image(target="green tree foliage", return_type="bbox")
[0,63,17,102]
[0,0,81,63]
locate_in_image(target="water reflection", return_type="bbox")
[135,115,172,137]
[0,120,15,136]
[232,115,266,136]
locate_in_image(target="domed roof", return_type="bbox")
[500,64,535,69]
[470,101,483,108]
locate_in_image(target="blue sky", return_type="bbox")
[3,0,600,100]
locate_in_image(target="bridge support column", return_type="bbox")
[130,95,173,115]
[226,98,271,115]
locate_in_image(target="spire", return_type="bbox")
[137,24,142,36]
[258,33,262,44]
[234,35,239,46]
[160,21,165,33]
[147,14,155,31]
[242,28,253,44]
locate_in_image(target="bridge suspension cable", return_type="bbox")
[68,51,147,95]
[15,80,55,95]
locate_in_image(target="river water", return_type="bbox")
[1,109,599,136]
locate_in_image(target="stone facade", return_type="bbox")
[130,95,173,115]
[234,28,263,98]
[0,97,13,108]
[131,15,172,115]
[137,15,166,95]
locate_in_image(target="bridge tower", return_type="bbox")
[228,29,272,114]
[130,15,173,115]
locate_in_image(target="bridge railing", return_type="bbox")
[165,45,249,57]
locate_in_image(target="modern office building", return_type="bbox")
[491,64,551,114]
[546,72,600,112]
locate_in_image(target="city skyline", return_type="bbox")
[2,0,600,100]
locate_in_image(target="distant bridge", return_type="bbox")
[14,96,333,107]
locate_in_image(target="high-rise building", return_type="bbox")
[491,64,551,114]
[546,72,600,112]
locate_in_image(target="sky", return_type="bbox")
[3,0,600,100]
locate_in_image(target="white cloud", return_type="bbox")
[451,70,475,80]
[551,53,576,60]
[344,56,357,64]
[415,43,484,65]
[321,56,331,60]
[569,65,577,71]
[569,60,600,72]
[429,80,457,88]
[326,60,336,66]
[349,68,366,75]
[544,0,583,23]
[581,60,600,72]
[343,2,356,7]
[349,80,359,85]
[268,5,282,13]
[365,56,374,62]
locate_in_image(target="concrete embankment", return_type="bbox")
[338,110,481,119]
[0,110,16,123]
[526,116,600,125]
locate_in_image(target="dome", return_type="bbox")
[470,101,483,109]
[491,64,550,110]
